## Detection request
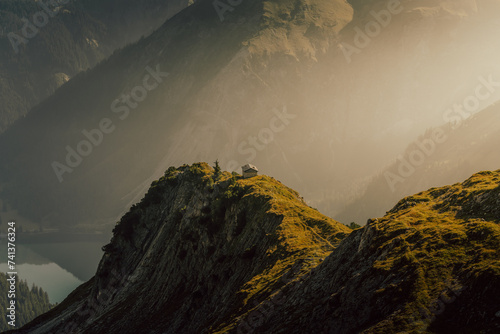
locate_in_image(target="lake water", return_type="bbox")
[1,241,105,303]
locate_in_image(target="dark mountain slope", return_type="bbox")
[7,162,350,333]
[227,170,500,333]
[8,166,500,333]
[0,0,192,132]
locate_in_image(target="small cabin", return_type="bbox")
[242,164,258,179]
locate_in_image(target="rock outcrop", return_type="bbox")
[8,163,349,333]
[244,170,500,333]
[8,165,500,333]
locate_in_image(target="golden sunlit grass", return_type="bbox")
[122,164,500,334]
[231,174,350,303]
[184,168,351,334]
[365,171,500,332]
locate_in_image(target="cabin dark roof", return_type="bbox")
[242,164,258,172]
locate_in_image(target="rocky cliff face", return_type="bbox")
[242,170,500,333]
[8,165,500,333]
[9,163,350,333]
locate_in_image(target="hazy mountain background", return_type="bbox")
[0,0,193,132]
[338,101,500,224]
[1,0,500,234]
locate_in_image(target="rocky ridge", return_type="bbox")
[8,165,500,333]
[9,163,350,333]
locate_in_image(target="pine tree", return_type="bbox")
[213,160,221,181]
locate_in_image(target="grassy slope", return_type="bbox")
[169,165,351,299]
[11,162,351,333]
[246,169,499,333]
[7,166,500,333]
[233,174,351,303]
[106,163,352,333]
[364,170,500,332]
